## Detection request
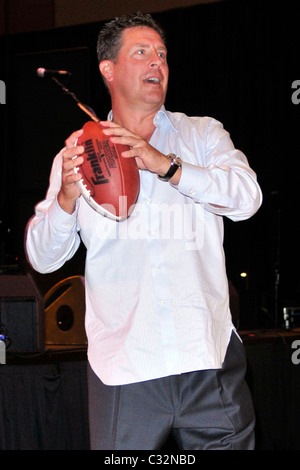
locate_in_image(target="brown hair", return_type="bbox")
[97,11,167,64]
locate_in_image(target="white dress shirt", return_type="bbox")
[26,106,262,385]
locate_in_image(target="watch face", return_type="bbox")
[167,154,181,165]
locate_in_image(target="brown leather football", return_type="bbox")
[74,121,140,221]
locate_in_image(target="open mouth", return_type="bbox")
[144,77,160,84]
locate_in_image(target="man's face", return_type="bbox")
[105,26,169,111]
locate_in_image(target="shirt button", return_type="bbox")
[189,189,196,195]
[154,266,161,272]
[159,300,165,305]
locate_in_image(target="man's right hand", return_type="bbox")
[57,129,85,214]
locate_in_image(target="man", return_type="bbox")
[25,12,262,450]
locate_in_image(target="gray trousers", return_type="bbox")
[87,331,255,450]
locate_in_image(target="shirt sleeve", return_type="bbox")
[174,118,263,221]
[25,150,81,273]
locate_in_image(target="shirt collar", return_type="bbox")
[107,105,177,133]
[153,106,177,132]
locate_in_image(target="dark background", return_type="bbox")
[0,0,299,330]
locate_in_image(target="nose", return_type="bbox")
[150,52,163,67]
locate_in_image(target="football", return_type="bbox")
[73,121,140,221]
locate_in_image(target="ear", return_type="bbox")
[99,60,114,83]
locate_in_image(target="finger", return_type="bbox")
[99,120,121,129]
[109,134,142,150]
[63,145,85,163]
[99,121,123,135]
[66,155,84,173]
[100,122,135,138]
[120,147,142,158]
[64,171,82,184]
[65,129,84,149]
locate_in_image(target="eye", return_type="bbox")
[157,50,167,62]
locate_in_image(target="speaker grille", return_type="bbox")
[0,274,44,352]
[44,276,87,347]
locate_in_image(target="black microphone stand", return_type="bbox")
[50,76,100,122]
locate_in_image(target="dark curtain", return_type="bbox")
[1,342,300,450]
[246,341,300,450]
[0,361,89,450]
[160,0,299,327]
